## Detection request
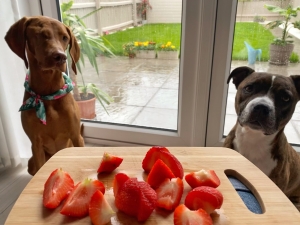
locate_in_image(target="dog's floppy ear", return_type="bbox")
[5,17,31,69]
[227,66,254,89]
[65,25,80,75]
[290,75,300,99]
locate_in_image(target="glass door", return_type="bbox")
[42,0,217,147]
[207,0,300,150]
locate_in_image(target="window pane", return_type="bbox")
[224,0,300,144]
[59,0,182,131]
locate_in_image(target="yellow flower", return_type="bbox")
[134,42,139,46]
[171,45,175,49]
[161,45,165,48]
[143,41,149,46]
[166,41,172,46]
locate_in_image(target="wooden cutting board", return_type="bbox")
[5,147,300,224]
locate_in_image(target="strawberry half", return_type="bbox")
[185,169,221,189]
[43,168,74,209]
[156,177,184,211]
[174,204,213,225]
[142,146,184,179]
[60,178,105,217]
[97,152,123,173]
[113,173,129,197]
[115,177,157,222]
[89,190,115,225]
[185,186,223,214]
[147,159,175,189]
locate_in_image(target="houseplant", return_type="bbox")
[61,1,114,118]
[156,41,179,59]
[264,4,300,65]
[137,0,152,24]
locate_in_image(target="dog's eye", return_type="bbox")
[281,95,290,102]
[244,85,253,93]
[62,36,68,42]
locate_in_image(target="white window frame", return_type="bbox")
[41,0,218,147]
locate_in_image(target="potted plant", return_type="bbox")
[137,0,152,24]
[61,1,114,119]
[264,4,300,65]
[156,41,179,60]
[134,41,156,58]
[123,42,136,58]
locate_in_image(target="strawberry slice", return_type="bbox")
[137,181,158,221]
[174,204,213,225]
[185,186,223,214]
[115,177,157,222]
[147,159,175,189]
[43,168,74,209]
[89,190,115,225]
[97,152,123,173]
[60,178,105,217]
[113,173,129,197]
[142,146,184,179]
[156,177,184,211]
[185,169,221,189]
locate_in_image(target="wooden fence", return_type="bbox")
[61,0,182,35]
[61,0,143,35]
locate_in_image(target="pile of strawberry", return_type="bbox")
[42,146,224,225]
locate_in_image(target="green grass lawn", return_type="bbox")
[104,22,274,61]
[103,23,181,55]
[232,22,274,61]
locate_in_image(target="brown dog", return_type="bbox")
[224,66,300,210]
[5,16,84,175]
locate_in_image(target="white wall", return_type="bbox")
[146,0,182,23]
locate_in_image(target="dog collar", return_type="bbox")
[19,71,74,125]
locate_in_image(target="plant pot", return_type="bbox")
[157,51,178,60]
[269,43,294,65]
[76,93,96,119]
[135,50,156,59]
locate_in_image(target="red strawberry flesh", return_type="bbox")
[43,168,74,209]
[147,159,175,189]
[60,178,105,217]
[142,146,184,179]
[185,169,221,189]
[174,204,213,225]
[89,190,115,225]
[185,186,223,214]
[156,177,183,211]
[97,152,123,173]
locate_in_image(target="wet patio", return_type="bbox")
[79,55,300,145]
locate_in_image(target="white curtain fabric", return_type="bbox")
[0,0,31,171]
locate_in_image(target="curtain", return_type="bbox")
[0,0,31,171]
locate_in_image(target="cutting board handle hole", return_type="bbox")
[225,169,265,214]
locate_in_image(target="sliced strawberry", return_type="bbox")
[142,146,184,179]
[185,169,221,189]
[113,173,129,197]
[60,178,105,217]
[137,181,157,222]
[89,190,115,225]
[97,152,123,173]
[115,177,157,222]
[156,177,183,211]
[43,168,74,209]
[147,159,175,189]
[115,178,140,218]
[174,204,213,225]
[185,186,223,214]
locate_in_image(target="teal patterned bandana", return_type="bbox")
[19,71,74,125]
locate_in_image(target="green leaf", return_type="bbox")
[80,7,102,20]
[61,1,73,12]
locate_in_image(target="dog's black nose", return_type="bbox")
[253,104,270,116]
[52,52,67,64]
